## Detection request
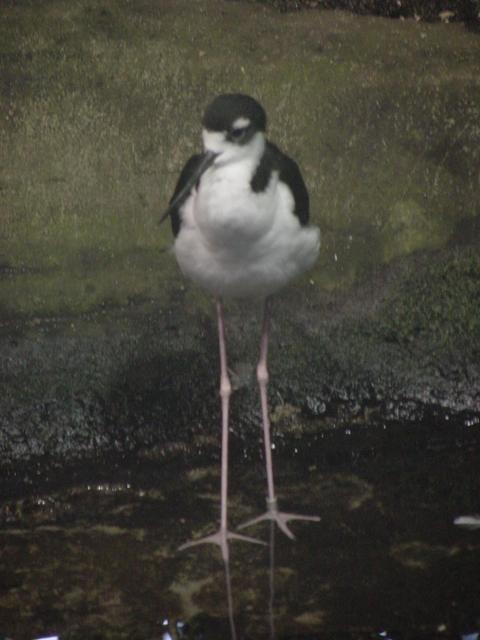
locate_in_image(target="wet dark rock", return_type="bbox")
[1,242,479,470]
[253,0,480,24]
[304,396,327,416]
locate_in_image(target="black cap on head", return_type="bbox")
[202,94,267,133]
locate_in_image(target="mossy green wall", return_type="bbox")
[1,0,479,316]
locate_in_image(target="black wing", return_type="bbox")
[164,153,204,237]
[276,147,310,226]
[251,142,309,226]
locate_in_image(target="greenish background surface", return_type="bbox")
[1,0,479,316]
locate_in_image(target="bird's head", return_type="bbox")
[159,94,267,225]
[201,93,267,165]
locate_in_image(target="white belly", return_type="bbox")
[173,165,320,299]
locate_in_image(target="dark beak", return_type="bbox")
[159,151,218,225]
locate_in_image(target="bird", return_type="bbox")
[160,93,321,561]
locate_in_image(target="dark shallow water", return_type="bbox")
[0,415,479,640]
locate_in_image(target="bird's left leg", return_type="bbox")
[238,298,320,539]
[179,299,265,561]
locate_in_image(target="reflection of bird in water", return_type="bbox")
[166,524,278,640]
[224,557,237,640]
[268,521,277,640]
[220,528,275,640]
[161,93,321,561]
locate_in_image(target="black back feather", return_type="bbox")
[250,142,309,226]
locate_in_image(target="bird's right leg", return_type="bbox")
[179,299,265,561]
[238,298,320,539]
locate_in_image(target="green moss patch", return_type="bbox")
[1,0,479,316]
[374,247,480,354]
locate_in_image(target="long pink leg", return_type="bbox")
[179,300,265,561]
[239,298,321,539]
[258,299,276,507]
[218,297,231,536]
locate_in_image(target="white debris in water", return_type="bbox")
[454,515,480,530]
[439,10,455,23]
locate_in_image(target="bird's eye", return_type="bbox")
[229,127,245,140]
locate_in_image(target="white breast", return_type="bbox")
[174,158,320,299]
[196,160,277,252]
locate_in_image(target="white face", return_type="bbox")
[202,128,265,165]
[202,130,227,155]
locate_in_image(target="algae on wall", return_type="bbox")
[1,0,479,316]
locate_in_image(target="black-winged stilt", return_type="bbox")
[160,94,320,560]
